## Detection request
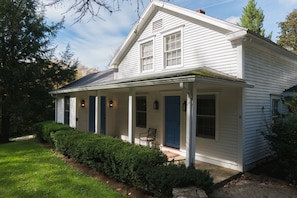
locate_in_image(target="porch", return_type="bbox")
[163,150,241,185]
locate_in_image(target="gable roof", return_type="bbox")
[109,0,247,68]
[50,67,253,95]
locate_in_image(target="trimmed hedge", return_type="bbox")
[33,121,73,144]
[51,130,168,188]
[145,164,213,197]
[35,121,214,197]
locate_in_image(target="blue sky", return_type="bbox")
[44,0,297,70]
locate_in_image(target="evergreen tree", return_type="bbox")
[0,0,76,142]
[240,0,272,39]
[277,9,297,54]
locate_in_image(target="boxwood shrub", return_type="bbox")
[35,122,214,196]
[145,164,213,197]
[51,130,168,189]
[33,121,73,144]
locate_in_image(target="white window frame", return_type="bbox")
[196,93,219,140]
[271,95,281,121]
[162,27,183,69]
[139,38,154,73]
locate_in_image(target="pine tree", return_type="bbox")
[240,0,272,39]
[0,0,76,142]
[277,9,297,54]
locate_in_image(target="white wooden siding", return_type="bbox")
[244,42,297,169]
[195,87,241,170]
[116,9,238,80]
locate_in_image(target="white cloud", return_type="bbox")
[43,1,139,70]
[225,16,241,25]
[278,0,297,6]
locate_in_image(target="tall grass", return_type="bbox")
[0,139,121,198]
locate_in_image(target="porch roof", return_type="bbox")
[50,67,254,95]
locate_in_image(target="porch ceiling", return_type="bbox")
[50,67,254,95]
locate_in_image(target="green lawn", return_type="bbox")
[0,139,121,198]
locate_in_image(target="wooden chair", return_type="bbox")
[139,128,157,146]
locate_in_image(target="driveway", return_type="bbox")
[209,173,297,198]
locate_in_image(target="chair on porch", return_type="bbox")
[139,128,157,147]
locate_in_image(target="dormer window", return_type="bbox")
[140,40,153,72]
[164,31,181,67]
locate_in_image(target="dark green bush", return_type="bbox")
[264,113,297,183]
[50,130,169,190]
[144,164,213,197]
[36,121,214,196]
[33,121,73,144]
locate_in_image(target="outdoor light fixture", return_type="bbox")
[81,100,85,108]
[153,100,159,110]
[109,100,113,108]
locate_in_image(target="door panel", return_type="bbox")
[165,96,180,149]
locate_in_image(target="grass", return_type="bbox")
[0,139,121,198]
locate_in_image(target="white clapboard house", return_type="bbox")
[50,0,297,172]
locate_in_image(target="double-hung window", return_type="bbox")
[196,95,216,139]
[164,31,181,67]
[136,96,147,128]
[140,40,153,71]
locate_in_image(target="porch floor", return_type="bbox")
[164,151,241,185]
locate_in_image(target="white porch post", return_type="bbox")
[128,88,136,143]
[95,91,101,134]
[185,83,197,167]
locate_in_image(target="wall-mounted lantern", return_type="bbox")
[109,100,113,108]
[153,100,159,110]
[81,99,85,108]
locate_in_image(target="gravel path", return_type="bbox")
[209,173,297,198]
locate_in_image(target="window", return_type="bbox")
[272,99,280,117]
[271,96,281,121]
[64,96,70,125]
[164,31,181,67]
[136,96,147,128]
[196,95,216,139]
[140,40,153,71]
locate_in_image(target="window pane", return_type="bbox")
[196,95,216,139]
[136,96,147,128]
[141,40,153,71]
[164,31,181,67]
[197,117,215,138]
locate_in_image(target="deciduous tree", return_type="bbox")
[277,9,297,54]
[46,0,168,22]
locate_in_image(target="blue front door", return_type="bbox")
[100,96,106,135]
[89,96,96,132]
[165,96,180,149]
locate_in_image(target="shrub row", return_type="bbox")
[35,121,214,197]
[33,121,73,143]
